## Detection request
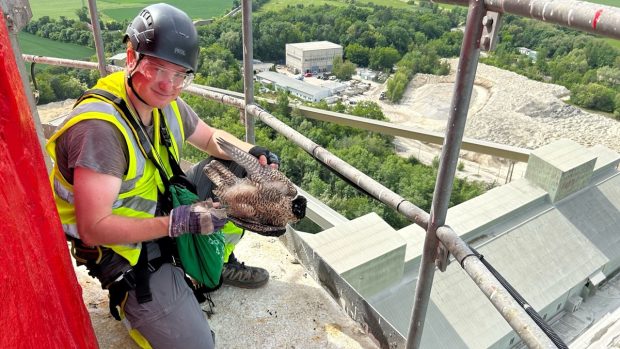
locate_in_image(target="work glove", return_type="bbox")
[249,145,280,168]
[168,200,228,237]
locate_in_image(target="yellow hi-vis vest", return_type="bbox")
[46,72,186,266]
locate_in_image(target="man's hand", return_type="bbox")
[168,200,228,237]
[249,145,280,169]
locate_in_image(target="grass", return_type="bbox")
[17,32,95,59]
[27,0,234,21]
[259,0,416,12]
[587,0,619,6]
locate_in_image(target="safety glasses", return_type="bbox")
[139,58,194,89]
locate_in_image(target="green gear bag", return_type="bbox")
[170,184,225,289]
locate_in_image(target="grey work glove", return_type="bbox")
[168,200,228,237]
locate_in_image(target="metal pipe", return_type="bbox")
[22,54,123,72]
[241,0,255,144]
[86,0,107,77]
[434,0,620,40]
[407,1,486,347]
[436,227,557,348]
[245,104,431,229]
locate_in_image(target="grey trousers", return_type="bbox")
[123,263,215,349]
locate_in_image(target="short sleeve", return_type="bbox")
[55,119,128,184]
[176,97,199,140]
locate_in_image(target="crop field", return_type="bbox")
[17,32,95,59]
[259,0,415,12]
[27,0,234,21]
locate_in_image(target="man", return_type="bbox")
[47,3,276,348]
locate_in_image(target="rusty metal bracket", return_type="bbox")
[480,11,502,51]
[0,0,32,33]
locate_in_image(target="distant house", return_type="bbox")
[252,59,274,74]
[108,52,127,67]
[517,47,538,61]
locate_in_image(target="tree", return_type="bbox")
[369,46,400,71]
[345,43,370,67]
[332,56,357,80]
[75,7,89,23]
[571,83,616,112]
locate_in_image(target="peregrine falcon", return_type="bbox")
[203,138,307,236]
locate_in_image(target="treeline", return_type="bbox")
[483,15,620,118]
[198,3,466,101]
[23,12,125,55]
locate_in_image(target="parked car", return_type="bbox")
[379,91,386,100]
[329,76,337,81]
[304,72,313,77]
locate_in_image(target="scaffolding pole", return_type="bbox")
[241,0,255,144]
[87,0,107,77]
[434,0,620,40]
[407,0,486,347]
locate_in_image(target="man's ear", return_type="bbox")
[125,47,138,70]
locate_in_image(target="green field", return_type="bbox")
[588,0,619,6]
[17,32,95,59]
[260,0,415,12]
[27,0,234,21]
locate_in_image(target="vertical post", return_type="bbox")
[241,0,255,144]
[406,0,486,347]
[87,0,107,77]
[0,3,99,347]
[0,0,50,170]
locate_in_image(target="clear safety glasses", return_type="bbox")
[139,59,194,89]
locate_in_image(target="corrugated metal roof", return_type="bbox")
[256,71,331,97]
[371,149,620,348]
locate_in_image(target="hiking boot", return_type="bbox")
[222,253,269,289]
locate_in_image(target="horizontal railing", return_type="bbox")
[22,54,531,163]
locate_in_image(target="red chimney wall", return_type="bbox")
[0,9,98,349]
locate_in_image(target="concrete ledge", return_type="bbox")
[305,212,406,298]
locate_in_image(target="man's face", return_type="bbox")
[129,54,193,108]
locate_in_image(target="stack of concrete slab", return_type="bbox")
[300,212,406,298]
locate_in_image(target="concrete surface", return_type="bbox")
[76,232,379,349]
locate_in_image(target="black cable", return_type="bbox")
[468,247,568,348]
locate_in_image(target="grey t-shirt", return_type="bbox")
[56,97,199,184]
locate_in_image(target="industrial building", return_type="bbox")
[291,139,620,348]
[285,41,343,75]
[256,71,332,102]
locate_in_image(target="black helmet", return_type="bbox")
[124,3,199,73]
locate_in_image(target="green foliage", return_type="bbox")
[571,83,617,112]
[332,56,357,80]
[386,45,449,102]
[345,43,371,67]
[369,46,401,71]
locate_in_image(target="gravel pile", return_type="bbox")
[429,59,620,152]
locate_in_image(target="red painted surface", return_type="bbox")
[0,10,98,349]
[592,9,603,30]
